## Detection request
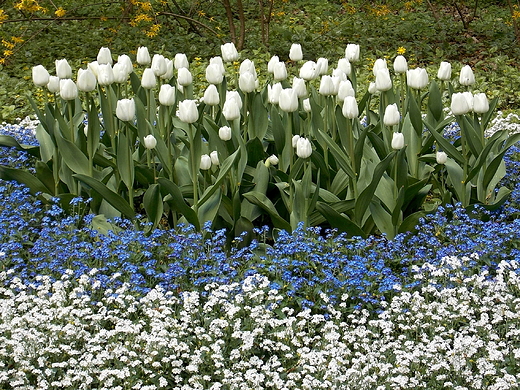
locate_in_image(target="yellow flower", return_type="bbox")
[2,40,14,49]
[0,9,8,23]
[55,7,66,17]
[397,46,406,55]
[11,36,24,43]
[3,49,13,57]
[140,2,152,12]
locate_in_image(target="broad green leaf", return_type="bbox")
[250,92,269,140]
[483,150,508,191]
[460,115,483,156]
[143,184,163,229]
[426,125,465,165]
[35,161,56,194]
[157,177,200,230]
[198,188,222,228]
[55,131,91,176]
[0,166,49,195]
[398,210,429,234]
[74,174,136,219]
[86,98,101,159]
[316,202,366,238]
[370,202,395,239]
[318,130,356,180]
[243,191,291,231]
[117,133,134,191]
[408,90,423,136]
[427,80,443,124]
[445,158,466,203]
[198,148,240,205]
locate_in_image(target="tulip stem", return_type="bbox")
[67,102,74,142]
[188,123,199,211]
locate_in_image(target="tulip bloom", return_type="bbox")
[174,53,189,70]
[205,64,224,84]
[47,76,60,93]
[316,57,329,75]
[303,98,312,113]
[116,98,136,122]
[143,134,157,150]
[279,88,298,112]
[200,154,212,170]
[459,65,475,86]
[451,92,471,115]
[345,44,360,63]
[296,137,312,159]
[268,83,283,104]
[375,69,392,92]
[136,46,151,65]
[239,59,257,78]
[209,56,225,75]
[407,68,429,90]
[97,47,113,65]
[219,126,232,141]
[112,63,129,84]
[342,96,359,119]
[77,68,97,92]
[239,72,256,93]
[292,77,307,98]
[337,58,351,76]
[462,91,474,112]
[178,99,199,123]
[292,135,300,148]
[319,75,335,96]
[372,58,387,76]
[158,84,176,106]
[210,151,219,166]
[97,64,114,86]
[117,55,133,74]
[151,54,167,77]
[267,56,280,74]
[221,42,239,62]
[55,59,72,79]
[391,132,405,150]
[383,104,400,126]
[32,65,50,87]
[273,62,288,82]
[436,151,448,164]
[177,67,193,87]
[222,98,241,121]
[299,61,318,81]
[289,43,303,61]
[473,93,489,114]
[59,79,78,100]
[437,61,452,81]
[203,84,220,106]
[266,154,279,166]
[141,68,156,89]
[393,55,408,74]
[338,80,355,102]
[161,59,174,80]
[226,91,243,109]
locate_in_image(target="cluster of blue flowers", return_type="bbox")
[1,121,520,313]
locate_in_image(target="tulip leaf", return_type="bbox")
[398,210,429,234]
[445,158,466,203]
[198,148,240,206]
[250,93,268,140]
[73,174,136,219]
[481,97,499,130]
[392,186,406,227]
[355,152,395,225]
[35,161,57,194]
[315,202,366,238]
[86,98,101,159]
[460,115,483,156]
[117,133,134,191]
[479,186,510,211]
[426,125,465,165]
[243,190,291,231]
[426,80,443,124]
[317,130,356,180]
[198,187,222,227]
[408,90,423,137]
[270,106,285,155]
[483,150,507,192]
[143,183,163,229]
[54,131,91,176]
[157,177,200,230]
[0,166,49,196]
[369,202,395,239]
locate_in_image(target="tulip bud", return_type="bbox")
[303,98,312,113]
[174,53,189,70]
[372,58,387,76]
[393,55,408,74]
[296,137,312,158]
[473,93,489,114]
[383,104,400,126]
[177,67,193,87]
[436,151,447,165]
[289,43,303,61]
[267,55,279,74]
[451,92,471,115]
[459,65,475,86]
[200,154,212,170]
[437,61,452,81]
[338,80,355,102]
[345,44,360,63]
[316,57,329,75]
[222,98,241,121]
[292,77,307,98]
[209,56,225,75]
[97,47,113,65]
[268,83,283,104]
[32,65,50,87]
[137,46,151,65]
[158,84,176,106]
[279,88,298,112]
[178,99,199,123]
[375,68,392,92]
[143,134,157,150]
[337,58,351,76]
[368,82,378,95]
[141,68,156,89]
[112,63,129,84]
[342,96,359,119]
[206,64,224,84]
[87,61,100,77]
[239,59,257,78]
[239,72,256,93]
[161,59,174,80]
[299,61,318,81]
[319,75,335,96]
[273,62,288,82]
[462,91,474,112]
[292,134,300,148]
[115,98,135,122]
[265,154,279,167]
[391,132,405,150]
[219,126,232,141]
[203,84,220,106]
[221,42,239,62]
[210,151,219,166]
[77,68,97,92]
[226,91,243,109]
[117,54,133,74]
[59,79,78,100]
[97,64,114,86]
[151,54,167,77]
[55,59,72,79]
[406,67,429,90]
[47,76,60,93]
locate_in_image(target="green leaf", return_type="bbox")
[250,93,268,140]
[426,80,443,124]
[117,133,134,191]
[316,202,366,238]
[54,131,91,176]
[483,150,508,192]
[0,166,49,196]
[398,210,429,234]
[198,187,222,227]
[426,124,465,165]
[157,177,200,230]
[198,148,240,205]
[143,184,163,229]
[318,130,356,180]
[74,174,136,219]
[243,191,291,231]
[370,202,395,239]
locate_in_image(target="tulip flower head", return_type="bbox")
[407,68,429,90]
[59,79,78,100]
[210,151,219,166]
[47,76,60,93]
[226,91,243,109]
[97,64,114,86]
[77,68,97,92]
[338,80,355,102]
[273,62,288,82]
[203,84,220,106]
[32,65,50,87]
[209,56,225,75]
[303,98,312,113]
[136,46,151,66]
[279,88,299,112]
[383,103,400,126]
[151,54,167,77]
[158,84,176,106]
[221,42,239,62]
[161,59,174,80]
[296,137,313,159]
[267,56,280,74]
[268,83,283,104]
[451,92,471,115]
[436,151,448,165]
[222,97,241,121]
[437,61,452,81]
[319,75,335,96]
[375,68,392,92]
[393,55,408,74]
[219,126,232,141]
[459,65,475,86]
[206,64,224,85]
[337,58,351,76]
[299,61,319,81]
[239,72,256,93]
[292,77,307,98]
[342,96,359,119]
[292,134,301,148]
[97,47,113,65]
[266,154,279,166]
[372,58,387,76]
[178,99,199,123]
[289,43,303,61]
[316,57,329,75]
[115,98,136,122]
[117,54,133,74]
[55,59,72,79]
[177,67,193,87]
[141,68,156,89]
[345,44,360,63]
[143,134,157,150]
[391,132,405,150]
[200,154,212,170]
[473,93,489,114]
[112,63,129,84]
[174,53,189,70]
